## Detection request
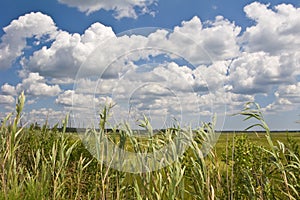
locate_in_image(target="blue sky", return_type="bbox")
[0,0,300,130]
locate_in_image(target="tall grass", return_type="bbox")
[0,94,299,199]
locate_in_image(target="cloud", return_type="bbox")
[15,73,61,96]
[228,52,284,94]
[146,16,241,63]
[55,90,119,127]
[57,0,157,19]
[194,60,229,92]
[0,12,57,69]
[1,2,300,128]
[74,60,226,102]
[25,15,240,81]
[25,22,115,79]
[242,2,300,55]
[275,83,300,104]
[0,11,242,84]
[70,61,228,128]
[1,83,17,96]
[236,2,300,114]
[55,90,75,107]
[264,83,300,112]
[55,89,114,108]
[0,95,15,105]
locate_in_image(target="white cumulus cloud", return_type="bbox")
[25,22,115,79]
[242,2,300,55]
[0,12,57,69]
[1,83,17,96]
[15,73,61,96]
[0,95,15,105]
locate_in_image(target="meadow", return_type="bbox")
[0,92,299,199]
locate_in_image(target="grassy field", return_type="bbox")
[0,93,299,199]
[215,131,300,155]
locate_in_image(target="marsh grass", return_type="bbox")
[0,94,299,199]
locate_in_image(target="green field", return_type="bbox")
[1,93,299,200]
[215,131,300,154]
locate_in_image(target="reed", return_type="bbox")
[0,93,299,199]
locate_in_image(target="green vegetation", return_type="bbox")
[0,93,299,199]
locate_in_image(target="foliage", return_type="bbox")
[0,94,299,199]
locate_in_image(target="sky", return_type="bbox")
[0,0,300,131]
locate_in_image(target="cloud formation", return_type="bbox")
[21,15,240,81]
[0,12,57,69]
[57,0,157,19]
[2,73,61,97]
[0,2,299,128]
[242,2,300,55]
